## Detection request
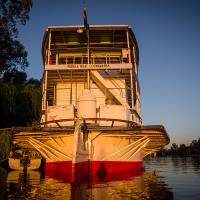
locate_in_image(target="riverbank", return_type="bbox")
[0,128,12,163]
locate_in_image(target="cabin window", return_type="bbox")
[83,56,88,64]
[94,57,106,64]
[110,56,121,63]
[75,57,82,64]
[59,57,66,64]
[66,56,74,64]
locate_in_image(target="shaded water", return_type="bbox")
[0,157,200,200]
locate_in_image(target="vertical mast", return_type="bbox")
[84,0,90,89]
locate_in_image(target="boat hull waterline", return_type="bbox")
[45,160,143,184]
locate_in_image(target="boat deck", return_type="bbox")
[11,118,169,157]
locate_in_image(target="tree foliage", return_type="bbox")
[0,0,32,75]
[0,128,12,160]
[0,1,39,127]
[0,70,41,128]
[157,138,200,157]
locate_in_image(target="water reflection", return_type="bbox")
[7,171,40,198]
[171,156,200,176]
[191,157,200,175]
[0,165,174,200]
[71,172,173,200]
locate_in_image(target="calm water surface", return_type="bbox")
[0,157,200,200]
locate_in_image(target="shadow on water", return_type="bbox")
[1,164,173,200]
[0,167,8,200]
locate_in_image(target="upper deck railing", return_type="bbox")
[47,52,127,65]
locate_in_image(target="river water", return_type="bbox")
[0,157,200,200]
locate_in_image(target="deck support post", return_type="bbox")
[127,30,134,119]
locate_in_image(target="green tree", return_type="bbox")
[171,143,178,155]
[190,139,200,155]
[0,70,41,128]
[0,0,32,75]
[178,144,187,156]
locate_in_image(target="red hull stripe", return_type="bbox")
[45,161,143,184]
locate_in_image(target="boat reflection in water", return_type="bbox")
[54,169,173,200]
[6,170,43,199]
[4,166,173,200]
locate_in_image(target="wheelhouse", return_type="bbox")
[41,25,141,126]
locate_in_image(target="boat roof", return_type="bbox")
[46,24,132,30]
[41,24,139,65]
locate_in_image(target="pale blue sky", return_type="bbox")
[18,0,200,145]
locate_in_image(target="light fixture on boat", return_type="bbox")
[77,28,84,34]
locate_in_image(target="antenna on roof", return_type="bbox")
[83,0,89,29]
[83,0,90,89]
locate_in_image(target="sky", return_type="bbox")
[18,0,200,146]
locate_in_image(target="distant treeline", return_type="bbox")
[0,70,41,128]
[157,138,200,156]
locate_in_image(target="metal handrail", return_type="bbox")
[39,117,139,128]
